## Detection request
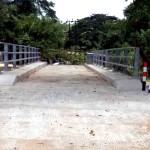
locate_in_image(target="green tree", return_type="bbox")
[0,0,67,53]
[124,0,150,63]
[5,0,56,18]
[67,14,118,51]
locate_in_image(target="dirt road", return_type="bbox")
[0,65,150,150]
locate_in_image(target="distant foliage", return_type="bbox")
[43,50,85,65]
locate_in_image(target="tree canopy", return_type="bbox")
[65,14,127,51]
[0,0,67,52]
[65,0,150,64]
[0,0,150,65]
[124,0,150,63]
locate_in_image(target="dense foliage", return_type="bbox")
[0,0,67,52]
[124,0,150,64]
[0,0,150,66]
[66,0,150,64]
[43,49,85,65]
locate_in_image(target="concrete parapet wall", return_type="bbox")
[0,62,46,86]
[85,64,141,91]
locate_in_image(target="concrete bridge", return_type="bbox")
[0,42,150,149]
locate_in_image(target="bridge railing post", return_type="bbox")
[26,47,28,64]
[109,50,113,68]
[31,47,33,62]
[116,49,120,70]
[133,47,140,77]
[93,52,95,64]
[32,47,34,62]
[123,48,128,73]
[24,46,27,64]
[93,53,95,64]
[97,51,100,65]
[13,44,16,68]
[36,48,38,61]
[37,48,41,61]
[32,48,34,62]
[34,48,36,62]
[28,47,31,64]
[94,52,97,65]
[19,45,22,66]
[29,47,32,63]
[29,47,31,63]
[99,51,101,66]
[95,52,97,65]
[101,50,104,67]
[105,50,108,67]
[33,48,35,62]
[4,43,8,71]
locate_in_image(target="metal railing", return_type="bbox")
[0,42,40,71]
[86,47,140,77]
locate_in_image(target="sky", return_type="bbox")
[52,0,133,22]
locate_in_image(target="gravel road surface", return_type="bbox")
[0,65,150,150]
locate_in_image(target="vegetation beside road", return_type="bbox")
[0,0,150,68]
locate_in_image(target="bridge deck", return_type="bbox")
[0,65,150,150]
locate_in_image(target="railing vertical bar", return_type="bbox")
[116,49,120,70]
[28,47,32,63]
[4,43,8,71]
[109,50,113,68]
[24,46,27,64]
[19,46,22,65]
[33,48,35,62]
[94,52,96,64]
[37,48,39,61]
[101,50,104,67]
[31,47,33,62]
[13,44,16,68]
[31,47,34,62]
[94,52,96,65]
[98,52,101,66]
[100,51,102,66]
[34,48,36,62]
[105,50,108,67]
[133,47,140,77]
[96,51,98,65]
[123,48,128,73]
[28,47,31,64]
[36,48,38,61]
[36,49,38,61]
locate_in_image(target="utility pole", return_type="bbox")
[66,19,74,49]
[75,20,78,50]
[66,19,79,50]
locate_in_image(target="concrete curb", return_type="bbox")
[0,62,47,86]
[85,64,142,91]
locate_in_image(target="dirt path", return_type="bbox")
[0,65,150,150]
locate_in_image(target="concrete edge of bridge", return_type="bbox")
[85,64,142,91]
[0,61,47,86]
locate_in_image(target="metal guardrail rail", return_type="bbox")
[86,47,140,77]
[0,42,40,71]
